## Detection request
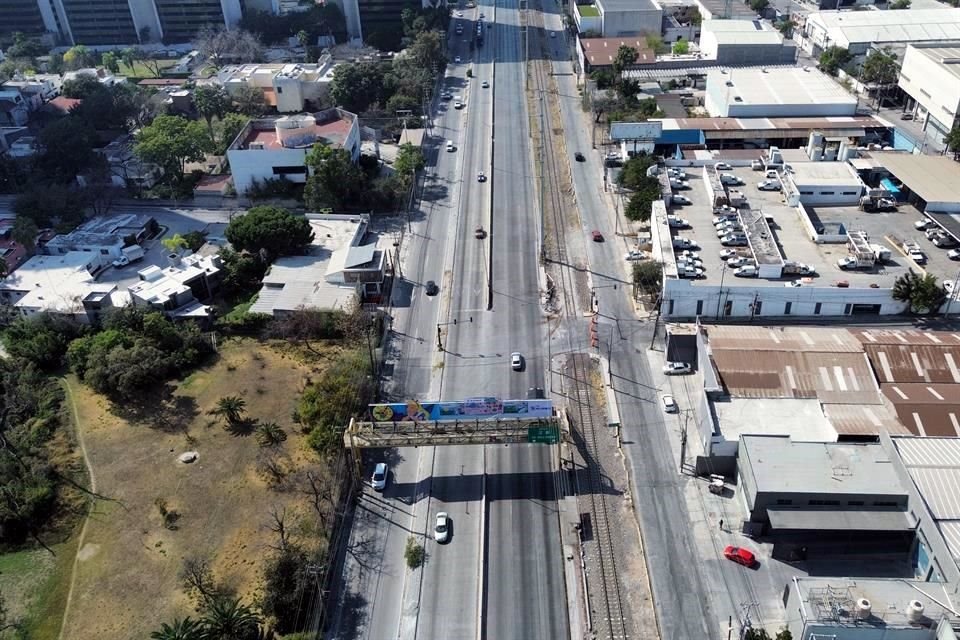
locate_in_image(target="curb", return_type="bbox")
[399,446,436,640]
[476,444,488,640]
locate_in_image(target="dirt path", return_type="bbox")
[57,377,97,640]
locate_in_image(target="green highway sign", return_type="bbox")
[527,425,559,444]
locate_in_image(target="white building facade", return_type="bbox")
[899,44,960,148]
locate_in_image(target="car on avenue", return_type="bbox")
[591,230,604,242]
[372,463,387,491]
[434,512,450,543]
[724,545,756,567]
[481,80,489,88]
[663,362,691,375]
[714,162,732,170]
[661,394,678,413]
[511,352,523,370]
[425,280,439,295]
[477,171,486,182]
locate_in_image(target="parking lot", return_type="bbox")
[665,165,960,289]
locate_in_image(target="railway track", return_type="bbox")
[525,2,628,636]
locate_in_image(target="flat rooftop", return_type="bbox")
[240,116,352,151]
[714,398,838,442]
[793,577,960,631]
[580,38,655,66]
[788,160,862,187]
[701,18,783,45]
[740,435,904,496]
[805,7,960,45]
[0,252,115,313]
[911,44,960,81]
[707,67,856,107]
[596,0,659,12]
[656,114,884,136]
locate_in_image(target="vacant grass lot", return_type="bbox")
[59,338,335,639]
[119,59,178,78]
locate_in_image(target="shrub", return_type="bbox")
[404,536,425,568]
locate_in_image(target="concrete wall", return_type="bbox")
[228,146,308,195]
[598,2,662,36]
[574,5,602,34]
[662,278,904,320]
[899,46,960,141]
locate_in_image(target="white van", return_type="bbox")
[446,140,455,152]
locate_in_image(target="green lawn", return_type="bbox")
[578,4,600,16]
[119,59,178,78]
[0,535,79,638]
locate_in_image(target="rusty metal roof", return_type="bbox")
[853,329,960,347]
[862,343,960,384]
[822,403,910,436]
[712,349,879,402]
[881,384,960,437]
[706,325,863,353]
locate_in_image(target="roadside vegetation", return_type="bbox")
[618,154,661,223]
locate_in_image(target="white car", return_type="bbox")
[112,256,131,268]
[717,227,741,238]
[784,280,802,288]
[668,169,687,179]
[678,258,704,269]
[371,463,387,491]
[446,140,455,152]
[678,250,700,260]
[714,162,732,170]
[948,249,960,261]
[454,99,464,109]
[678,267,704,279]
[714,205,737,215]
[671,195,692,205]
[481,80,489,88]
[668,217,690,228]
[440,91,453,100]
[434,512,450,543]
[624,250,645,261]
[758,180,781,191]
[915,219,932,230]
[454,56,461,63]
[727,256,752,268]
[663,362,692,375]
[670,179,691,190]
[720,235,747,246]
[719,248,741,260]
[734,265,758,277]
[511,352,523,370]
[713,215,738,225]
[661,394,678,413]
[909,249,927,264]
[456,10,462,16]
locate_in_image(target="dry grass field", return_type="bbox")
[57,338,337,639]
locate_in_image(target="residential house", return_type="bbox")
[226,108,360,195]
[43,214,156,270]
[128,252,222,319]
[212,57,338,113]
[0,251,119,323]
[0,89,29,126]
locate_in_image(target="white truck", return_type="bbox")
[112,244,145,268]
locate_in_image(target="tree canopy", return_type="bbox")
[224,206,315,258]
[892,271,947,314]
[304,144,367,210]
[945,125,960,160]
[330,63,386,113]
[818,46,853,76]
[860,48,898,85]
[194,27,264,68]
[192,85,231,134]
[135,115,211,183]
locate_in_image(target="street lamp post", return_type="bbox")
[436,316,474,351]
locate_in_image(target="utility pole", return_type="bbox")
[715,263,728,320]
[945,269,960,318]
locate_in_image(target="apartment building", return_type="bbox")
[213,59,337,113]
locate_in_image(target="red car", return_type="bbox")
[724,545,756,567]
[591,230,604,242]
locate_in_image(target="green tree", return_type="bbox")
[893,271,947,314]
[3,314,83,369]
[135,115,212,183]
[47,52,65,74]
[617,154,657,189]
[62,74,102,99]
[37,116,99,182]
[394,143,425,185]
[255,421,287,447]
[101,51,121,74]
[672,40,689,55]
[860,48,898,85]
[611,45,638,79]
[7,32,46,58]
[150,617,206,640]
[406,30,446,69]
[210,395,247,426]
[200,598,262,639]
[304,145,367,209]
[623,179,661,222]
[945,124,960,160]
[688,7,702,25]
[63,44,95,69]
[645,34,668,54]
[749,0,769,11]
[232,84,267,117]
[744,630,772,640]
[776,20,795,38]
[818,46,853,76]
[633,261,662,297]
[11,216,39,250]
[215,113,249,154]
[890,0,911,8]
[183,230,207,251]
[193,85,232,136]
[260,545,316,634]
[120,47,138,72]
[13,184,84,228]
[225,205,315,257]
[162,233,190,253]
[330,62,385,113]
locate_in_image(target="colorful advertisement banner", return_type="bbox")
[369,397,553,423]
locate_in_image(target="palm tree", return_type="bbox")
[209,396,246,426]
[255,421,287,447]
[201,597,263,640]
[150,617,205,640]
[892,271,920,311]
[297,30,310,62]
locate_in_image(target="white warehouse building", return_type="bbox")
[704,67,857,118]
[800,8,960,57]
[899,44,960,147]
[698,20,796,65]
[782,161,864,207]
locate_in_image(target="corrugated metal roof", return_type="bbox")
[893,437,960,562]
[895,436,960,467]
[907,467,960,519]
[881,385,960,437]
[713,350,879,401]
[862,343,960,384]
[936,521,960,563]
[706,325,863,353]
[767,508,913,531]
[822,403,910,436]
[853,328,960,347]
